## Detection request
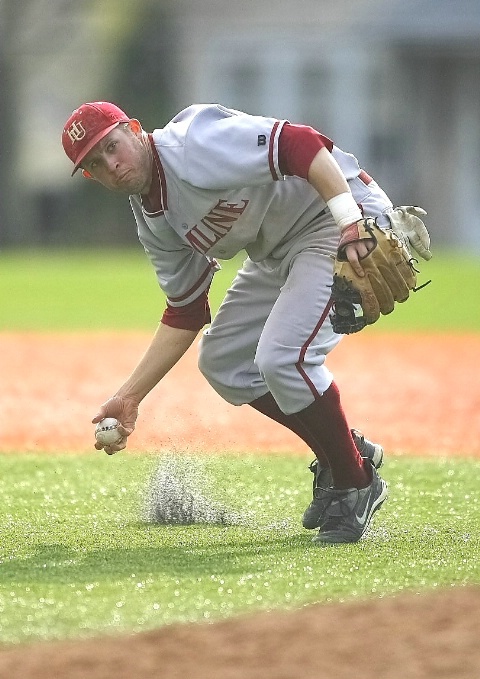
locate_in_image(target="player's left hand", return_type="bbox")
[330,217,429,334]
[92,396,138,454]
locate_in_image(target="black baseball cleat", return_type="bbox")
[311,463,388,544]
[302,429,384,530]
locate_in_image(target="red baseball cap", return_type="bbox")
[62,101,130,175]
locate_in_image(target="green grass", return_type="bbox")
[0,248,243,331]
[1,248,479,332]
[0,452,478,645]
[369,250,480,333]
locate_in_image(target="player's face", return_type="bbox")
[81,123,153,194]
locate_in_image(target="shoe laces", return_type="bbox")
[314,487,359,519]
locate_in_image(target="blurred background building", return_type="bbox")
[1,0,480,250]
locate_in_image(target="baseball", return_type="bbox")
[95,417,123,446]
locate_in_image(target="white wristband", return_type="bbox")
[327,192,363,230]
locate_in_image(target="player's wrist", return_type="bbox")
[114,390,142,407]
[338,222,361,248]
[327,192,363,230]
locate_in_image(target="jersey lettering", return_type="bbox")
[185,199,249,253]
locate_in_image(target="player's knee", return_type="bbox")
[198,352,227,398]
[255,344,289,385]
[198,338,230,389]
[198,340,215,383]
[198,342,252,405]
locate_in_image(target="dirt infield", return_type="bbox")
[1,331,479,456]
[0,586,479,679]
[0,331,479,678]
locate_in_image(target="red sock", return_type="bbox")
[294,382,370,490]
[249,392,329,467]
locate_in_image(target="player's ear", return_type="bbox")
[128,119,142,135]
[81,169,95,180]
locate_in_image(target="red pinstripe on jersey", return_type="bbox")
[141,134,168,216]
[167,260,218,304]
[268,121,281,180]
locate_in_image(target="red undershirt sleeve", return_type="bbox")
[161,290,211,331]
[278,123,334,179]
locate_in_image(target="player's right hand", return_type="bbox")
[92,396,139,454]
[337,220,376,278]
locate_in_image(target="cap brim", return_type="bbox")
[71,121,124,176]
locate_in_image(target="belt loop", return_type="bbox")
[358,169,373,185]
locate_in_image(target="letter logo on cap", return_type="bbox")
[66,120,86,143]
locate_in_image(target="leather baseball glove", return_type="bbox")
[330,207,431,334]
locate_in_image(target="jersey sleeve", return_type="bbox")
[161,291,211,330]
[159,104,287,190]
[131,197,219,327]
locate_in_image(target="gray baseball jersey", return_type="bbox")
[129,103,393,413]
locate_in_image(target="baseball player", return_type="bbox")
[62,101,430,544]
